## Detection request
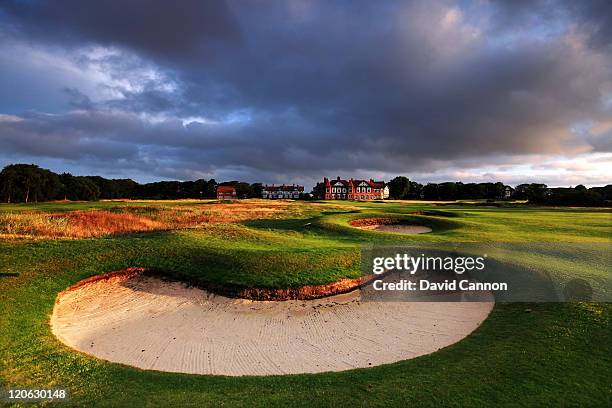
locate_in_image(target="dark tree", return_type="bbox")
[590,185,612,201]
[59,173,100,201]
[250,183,263,198]
[422,183,440,200]
[407,181,423,199]
[546,186,604,206]
[514,183,549,203]
[575,184,587,192]
[388,176,411,199]
[437,182,460,200]
[0,164,61,203]
[204,179,217,198]
[311,182,325,199]
[87,176,138,199]
[0,165,18,203]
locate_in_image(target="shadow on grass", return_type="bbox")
[412,209,463,217]
[242,209,363,233]
[0,272,20,278]
[242,217,321,232]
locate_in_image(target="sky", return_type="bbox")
[0,0,611,189]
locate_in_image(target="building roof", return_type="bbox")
[216,186,236,193]
[326,177,350,187]
[263,184,304,192]
[353,179,386,189]
[325,177,386,189]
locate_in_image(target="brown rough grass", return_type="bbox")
[0,201,302,239]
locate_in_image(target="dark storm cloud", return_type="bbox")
[0,0,242,61]
[0,0,610,185]
[0,112,140,161]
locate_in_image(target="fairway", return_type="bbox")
[0,200,610,407]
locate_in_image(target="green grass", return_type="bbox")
[0,200,610,407]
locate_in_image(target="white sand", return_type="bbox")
[359,224,433,234]
[51,274,493,376]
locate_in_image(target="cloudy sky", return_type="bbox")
[0,0,611,188]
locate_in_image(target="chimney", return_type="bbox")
[337,176,341,180]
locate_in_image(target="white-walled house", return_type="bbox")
[262,184,304,199]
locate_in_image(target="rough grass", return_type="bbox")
[0,200,302,239]
[0,211,163,238]
[0,199,610,407]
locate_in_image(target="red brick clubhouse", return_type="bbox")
[323,177,389,200]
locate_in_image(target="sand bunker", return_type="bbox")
[51,273,493,376]
[351,218,432,234]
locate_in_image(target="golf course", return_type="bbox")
[0,199,610,407]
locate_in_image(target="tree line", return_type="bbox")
[386,176,612,206]
[1,164,610,206]
[387,176,511,200]
[0,164,264,202]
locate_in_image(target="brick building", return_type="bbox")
[323,177,388,200]
[216,185,237,199]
